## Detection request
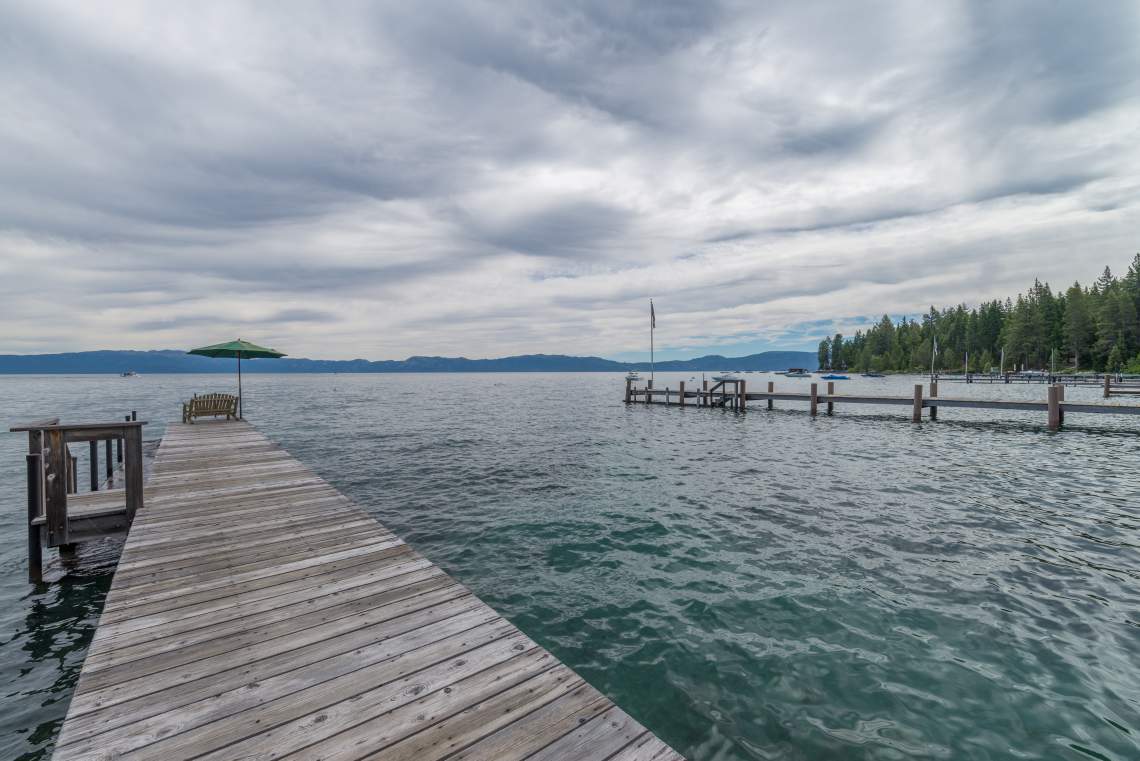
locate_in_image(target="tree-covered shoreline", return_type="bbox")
[818,254,1140,374]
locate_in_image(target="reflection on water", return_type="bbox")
[4,575,109,761]
[0,373,1138,760]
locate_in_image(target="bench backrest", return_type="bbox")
[190,394,238,413]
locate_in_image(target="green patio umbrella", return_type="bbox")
[187,339,286,419]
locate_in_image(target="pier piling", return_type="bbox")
[810,383,818,416]
[912,384,923,423]
[1048,385,1062,430]
[827,381,834,415]
[767,381,774,410]
[26,454,42,584]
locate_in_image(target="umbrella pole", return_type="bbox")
[238,353,243,419]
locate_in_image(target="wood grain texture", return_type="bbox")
[52,420,681,761]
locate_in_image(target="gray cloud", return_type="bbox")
[1,0,1138,359]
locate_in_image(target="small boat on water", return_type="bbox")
[820,373,849,380]
[712,371,740,382]
[625,370,641,382]
[120,370,138,377]
[783,368,812,378]
[861,372,886,378]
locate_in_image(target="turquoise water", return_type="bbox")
[1,373,1138,760]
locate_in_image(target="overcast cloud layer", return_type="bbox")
[1,0,1138,360]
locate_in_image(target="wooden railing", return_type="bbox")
[10,416,146,583]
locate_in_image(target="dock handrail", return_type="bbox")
[10,417,146,582]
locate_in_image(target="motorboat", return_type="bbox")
[783,368,812,378]
[120,370,138,377]
[712,371,740,382]
[625,370,641,382]
[861,372,885,378]
[820,373,849,380]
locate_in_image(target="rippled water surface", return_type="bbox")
[1,373,1138,761]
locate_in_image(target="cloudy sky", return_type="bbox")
[1,1,1138,360]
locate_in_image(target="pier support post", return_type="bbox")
[89,440,98,492]
[767,381,774,410]
[1048,384,1061,430]
[912,384,923,423]
[826,381,834,415]
[624,379,631,404]
[59,543,78,566]
[105,439,113,483]
[679,381,685,407]
[1057,383,1065,425]
[930,380,938,421]
[739,380,746,411]
[26,454,43,584]
[702,379,708,407]
[810,383,818,416]
[1104,375,1111,398]
[646,379,652,404]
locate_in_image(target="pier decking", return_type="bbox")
[51,420,681,761]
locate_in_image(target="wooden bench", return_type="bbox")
[182,393,239,423]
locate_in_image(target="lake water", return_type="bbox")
[1,373,1138,761]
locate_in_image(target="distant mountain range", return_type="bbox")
[0,349,817,374]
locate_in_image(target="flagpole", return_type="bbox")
[650,299,655,386]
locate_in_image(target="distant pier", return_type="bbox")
[625,378,1140,430]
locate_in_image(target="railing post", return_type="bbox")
[124,424,144,525]
[810,383,818,416]
[930,379,938,421]
[1047,384,1061,430]
[119,415,128,462]
[1104,375,1111,398]
[624,379,632,404]
[89,440,99,491]
[68,451,78,494]
[645,379,652,404]
[1057,383,1065,425]
[767,381,774,410]
[679,381,686,407]
[105,439,113,483]
[46,430,69,547]
[26,454,43,584]
[702,379,708,406]
[912,384,923,423]
[826,381,834,415]
[739,380,746,411]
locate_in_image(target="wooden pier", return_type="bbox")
[40,420,681,761]
[625,378,1140,430]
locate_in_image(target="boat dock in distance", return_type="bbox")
[14,419,683,761]
[624,378,1140,430]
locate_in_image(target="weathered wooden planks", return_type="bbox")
[52,420,682,761]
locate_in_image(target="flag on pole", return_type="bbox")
[650,299,655,329]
